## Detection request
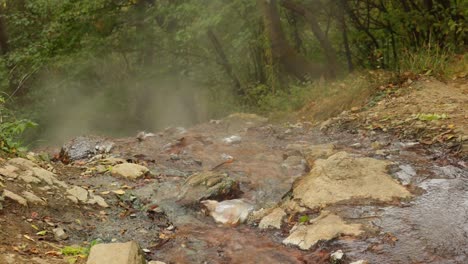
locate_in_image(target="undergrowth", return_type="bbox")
[0,96,37,155]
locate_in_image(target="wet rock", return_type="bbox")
[222,135,242,145]
[285,143,337,166]
[395,164,416,185]
[86,241,146,264]
[202,199,254,225]
[21,191,46,205]
[3,189,27,206]
[281,156,307,176]
[52,227,68,240]
[258,208,286,229]
[283,211,362,250]
[60,136,114,163]
[148,261,166,264]
[291,152,411,209]
[67,186,89,202]
[111,163,149,179]
[178,171,240,205]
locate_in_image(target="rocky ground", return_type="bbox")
[0,78,467,264]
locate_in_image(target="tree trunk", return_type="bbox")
[0,9,8,55]
[257,0,325,81]
[281,0,338,77]
[207,29,244,96]
[337,2,353,72]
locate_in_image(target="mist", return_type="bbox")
[22,54,233,146]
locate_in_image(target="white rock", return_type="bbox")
[222,135,242,145]
[202,199,254,225]
[331,250,344,261]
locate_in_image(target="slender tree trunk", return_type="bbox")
[281,0,338,77]
[0,9,8,55]
[337,2,353,72]
[207,29,244,96]
[258,0,325,81]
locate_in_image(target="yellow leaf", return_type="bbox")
[112,190,125,195]
[23,235,34,241]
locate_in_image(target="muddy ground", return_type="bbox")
[0,78,467,264]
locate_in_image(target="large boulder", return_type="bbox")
[291,151,411,209]
[59,136,114,163]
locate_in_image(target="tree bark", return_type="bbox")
[337,2,353,72]
[280,0,338,77]
[0,8,8,55]
[207,29,244,96]
[257,0,325,81]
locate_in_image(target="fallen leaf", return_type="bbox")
[100,191,110,195]
[36,230,47,236]
[45,250,62,256]
[23,235,34,241]
[112,190,125,195]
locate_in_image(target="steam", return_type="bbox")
[27,55,225,146]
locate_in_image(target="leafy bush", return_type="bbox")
[0,96,37,154]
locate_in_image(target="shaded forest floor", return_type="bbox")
[0,77,467,264]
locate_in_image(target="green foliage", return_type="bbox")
[60,245,87,256]
[0,0,464,141]
[399,45,451,76]
[0,96,37,154]
[60,238,101,264]
[298,215,310,223]
[415,113,448,121]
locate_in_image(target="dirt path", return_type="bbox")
[0,79,466,264]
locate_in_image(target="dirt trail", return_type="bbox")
[0,79,467,264]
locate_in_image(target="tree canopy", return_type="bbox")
[0,0,465,137]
